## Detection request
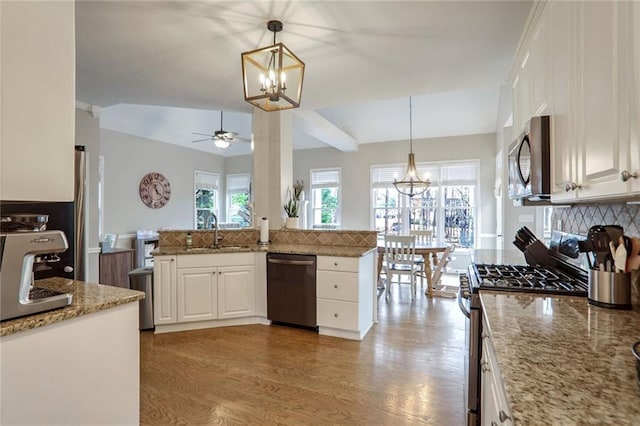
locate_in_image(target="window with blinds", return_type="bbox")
[226,173,251,227]
[195,171,219,229]
[371,160,479,248]
[310,168,341,228]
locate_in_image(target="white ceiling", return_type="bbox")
[76,0,532,156]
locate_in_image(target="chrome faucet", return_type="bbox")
[206,212,220,248]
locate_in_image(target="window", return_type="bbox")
[371,160,478,248]
[194,171,219,229]
[226,173,252,228]
[310,168,341,228]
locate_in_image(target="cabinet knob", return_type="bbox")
[63,266,74,273]
[480,361,490,373]
[171,258,175,262]
[499,410,511,423]
[218,271,222,275]
[334,313,339,317]
[334,262,338,266]
[491,422,498,426]
[620,170,639,182]
[564,182,581,192]
[334,284,338,289]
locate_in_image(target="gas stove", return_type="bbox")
[468,263,588,296]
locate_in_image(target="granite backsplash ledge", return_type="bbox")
[552,202,639,237]
[158,229,377,248]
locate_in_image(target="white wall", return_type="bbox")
[293,133,497,246]
[100,129,224,236]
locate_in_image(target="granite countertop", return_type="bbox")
[1,277,145,337]
[481,289,640,425]
[153,243,375,258]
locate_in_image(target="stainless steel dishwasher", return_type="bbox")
[266,253,317,329]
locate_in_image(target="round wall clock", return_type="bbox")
[139,172,171,209]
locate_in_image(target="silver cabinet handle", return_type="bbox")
[564,182,581,192]
[499,410,511,423]
[621,170,639,182]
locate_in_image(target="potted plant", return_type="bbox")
[283,191,299,229]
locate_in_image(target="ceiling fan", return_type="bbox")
[192,111,250,148]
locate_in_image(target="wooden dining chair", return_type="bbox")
[409,230,433,289]
[429,244,456,297]
[383,235,419,299]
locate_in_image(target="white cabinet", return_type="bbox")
[548,0,637,201]
[549,0,580,201]
[218,265,255,319]
[575,0,631,199]
[628,2,640,194]
[153,255,177,325]
[512,3,550,134]
[177,267,218,323]
[0,1,75,201]
[316,253,374,341]
[153,253,257,331]
[481,323,513,426]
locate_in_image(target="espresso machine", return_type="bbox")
[0,229,74,321]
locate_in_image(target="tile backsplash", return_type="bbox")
[552,203,640,237]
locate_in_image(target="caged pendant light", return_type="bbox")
[241,20,305,112]
[393,96,430,197]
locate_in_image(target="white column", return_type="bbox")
[252,108,293,229]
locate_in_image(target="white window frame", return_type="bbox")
[226,173,252,227]
[194,171,219,229]
[309,167,342,228]
[371,160,479,248]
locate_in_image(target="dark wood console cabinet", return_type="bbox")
[99,248,134,288]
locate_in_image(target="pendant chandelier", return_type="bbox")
[393,96,430,197]
[241,20,305,112]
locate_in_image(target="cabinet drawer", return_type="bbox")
[317,299,358,330]
[317,256,359,272]
[177,253,254,268]
[317,271,358,302]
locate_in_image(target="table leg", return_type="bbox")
[424,256,433,298]
[377,252,384,287]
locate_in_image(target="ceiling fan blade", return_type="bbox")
[233,137,252,143]
[192,138,210,143]
[192,132,212,137]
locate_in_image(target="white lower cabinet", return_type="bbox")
[153,253,258,332]
[316,252,375,340]
[218,265,255,319]
[481,319,513,426]
[177,267,218,322]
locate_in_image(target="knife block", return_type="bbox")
[523,240,555,267]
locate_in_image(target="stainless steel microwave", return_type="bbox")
[508,115,551,201]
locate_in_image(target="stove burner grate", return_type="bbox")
[471,263,587,296]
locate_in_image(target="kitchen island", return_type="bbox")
[480,284,640,424]
[0,278,144,425]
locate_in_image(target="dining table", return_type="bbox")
[377,241,449,297]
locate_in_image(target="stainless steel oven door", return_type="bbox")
[458,285,480,426]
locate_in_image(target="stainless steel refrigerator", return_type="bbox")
[0,146,87,281]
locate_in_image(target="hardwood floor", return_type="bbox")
[140,281,466,425]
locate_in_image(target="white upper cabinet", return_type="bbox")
[0,2,75,201]
[576,0,630,199]
[549,0,579,201]
[628,2,640,194]
[514,0,639,202]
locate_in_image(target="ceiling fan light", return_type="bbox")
[241,20,305,112]
[214,139,230,149]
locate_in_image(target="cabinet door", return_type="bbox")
[629,2,640,194]
[577,0,629,199]
[177,268,218,323]
[153,256,177,325]
[531,5,550,116]
[218,266,255,319]
[0,2,75,201]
